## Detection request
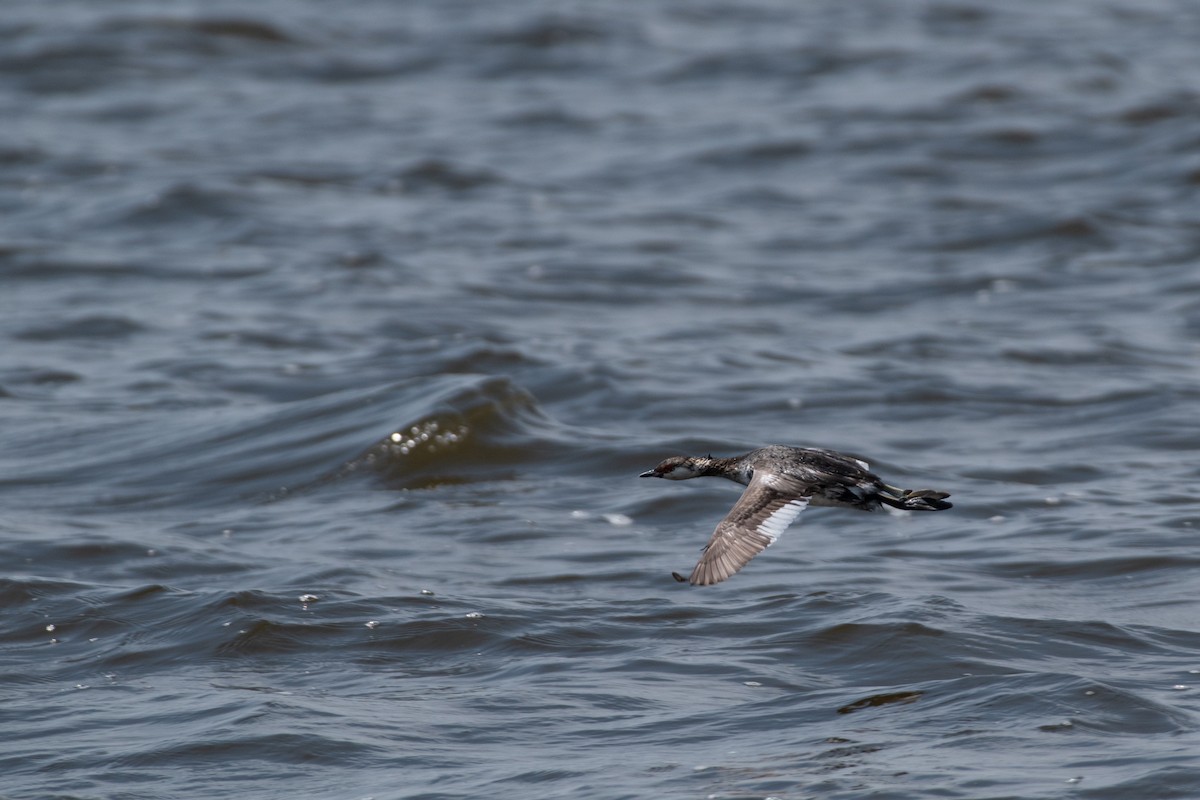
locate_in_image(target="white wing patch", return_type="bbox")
[754,497,810,544]
[853,458,870,470]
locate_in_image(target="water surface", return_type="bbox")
[3,1,1200,798]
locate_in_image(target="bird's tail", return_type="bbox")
[880,486,952,511]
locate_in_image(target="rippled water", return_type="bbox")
[4,1,1200,798]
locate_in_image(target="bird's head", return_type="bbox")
[639,455,707,480]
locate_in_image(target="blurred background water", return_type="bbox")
[3,1,1200,798]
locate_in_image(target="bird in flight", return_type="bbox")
[639,445,952,586]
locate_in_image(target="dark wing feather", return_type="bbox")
[795,448,876,482]
[686,475,811,586]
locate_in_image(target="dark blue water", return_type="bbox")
[3,1,1200,798]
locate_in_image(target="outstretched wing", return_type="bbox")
[684,475,811,586]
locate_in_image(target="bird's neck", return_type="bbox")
[696,456,750,484]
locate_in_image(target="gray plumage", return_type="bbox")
[639,445,952,586]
